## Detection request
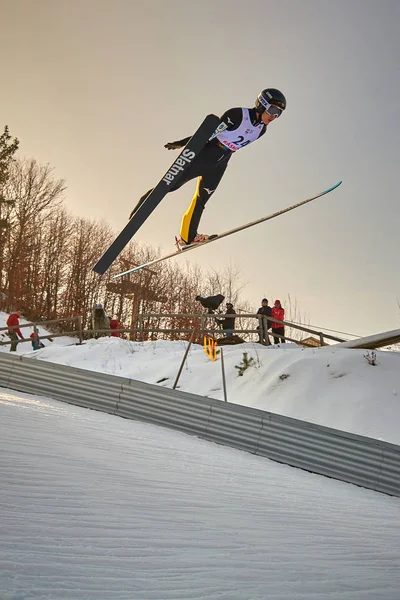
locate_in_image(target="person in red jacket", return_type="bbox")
[6,310,25,351]
[109,317,122,338]
[271,300,285,344]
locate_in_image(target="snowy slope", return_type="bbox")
[1,388,400,600]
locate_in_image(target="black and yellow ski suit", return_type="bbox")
[133,107,267,244]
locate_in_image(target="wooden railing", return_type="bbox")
[82,313,345,346]
[0,312,346,348]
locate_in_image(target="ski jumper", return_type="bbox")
[132,108,267,244]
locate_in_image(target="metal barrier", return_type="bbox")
[0,352,399,498]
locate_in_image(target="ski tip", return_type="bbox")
[331,180,342,190]
[321,180,342,196]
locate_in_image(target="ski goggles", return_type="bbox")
[258,96,283,118]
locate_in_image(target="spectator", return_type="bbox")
[257,298,272,345]
[6,310,25,352]
[217,302,236,337]
[91,303,110,338]
[271,299,285,344]
[30,329,45,350]
[110,316,122,338]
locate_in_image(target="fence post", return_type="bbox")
[138,314,143,342]
[200,315,205,337]
[220,347,228,402]
[77,316,83,345]
[173,329,196,389]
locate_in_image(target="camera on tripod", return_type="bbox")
[195,294,225,313]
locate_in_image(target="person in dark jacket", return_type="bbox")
[271,299,285,344]
[6,310,25,352]
[91,303,110,338]
[218,302,236,337]
[129,88,286,245]
[257,298,272,345]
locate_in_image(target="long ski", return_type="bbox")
[92,113,221,275]
[113,181,342,278]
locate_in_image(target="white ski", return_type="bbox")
[113,181,342,279]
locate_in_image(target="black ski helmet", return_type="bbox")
[255,88,286,114]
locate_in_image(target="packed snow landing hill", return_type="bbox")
[1,311,400,446]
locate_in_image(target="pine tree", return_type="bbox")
[235,351,255,376]
[0,126,19,228]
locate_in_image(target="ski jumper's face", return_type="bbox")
[261,111,279,125]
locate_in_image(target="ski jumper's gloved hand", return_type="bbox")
[164,142,183,150]
[164,136,190,150]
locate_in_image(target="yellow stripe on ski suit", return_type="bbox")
[180,177,202,243]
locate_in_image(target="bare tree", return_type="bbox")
[0,159,66,311]
[61,218,113,324]
[284,293,310,341]
[37,207,73,319]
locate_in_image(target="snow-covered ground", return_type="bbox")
[1,387,400,600]
[1,312,400,445]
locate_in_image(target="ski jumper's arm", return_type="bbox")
[164,108,266,150]
[164,108,244,150]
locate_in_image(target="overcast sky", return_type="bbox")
[2,0,399,336]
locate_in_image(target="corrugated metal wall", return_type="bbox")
[1,352,399,497]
